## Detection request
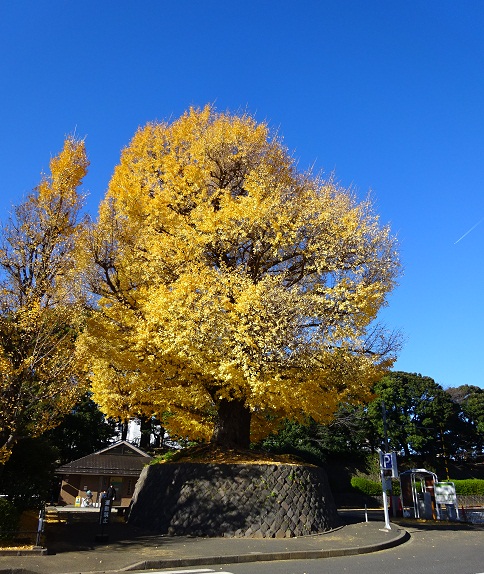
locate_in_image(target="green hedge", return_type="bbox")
[350,477,382,496]
[350,477,484,497]
[452,479,484,496]
[350,476,401,496]
[0,498,19,541]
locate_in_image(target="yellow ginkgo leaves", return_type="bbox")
[0,137,88,463]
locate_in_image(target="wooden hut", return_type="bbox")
[56,441,152,507]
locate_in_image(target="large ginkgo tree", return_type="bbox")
[80,106,400,449]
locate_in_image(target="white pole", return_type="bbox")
[378,450,391,530]
[382,484,391,530]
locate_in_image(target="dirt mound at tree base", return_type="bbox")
[153,444,308,465]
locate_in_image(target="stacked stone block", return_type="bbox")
[128,462,340,537]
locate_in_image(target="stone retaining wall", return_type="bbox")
[128,462,340,538]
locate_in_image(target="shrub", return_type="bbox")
[452,479,484,496]
[0,498,19,541]
[350,476,400,496]
[350,476,382,497]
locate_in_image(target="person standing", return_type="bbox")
[106,483,116,502]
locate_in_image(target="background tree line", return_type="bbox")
[260,372,484,472]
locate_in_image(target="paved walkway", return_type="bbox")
[0,510,409,574]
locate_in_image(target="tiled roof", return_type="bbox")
[55,441,152,476]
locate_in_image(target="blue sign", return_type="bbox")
[379,451,398,477]
[382,453,393,469]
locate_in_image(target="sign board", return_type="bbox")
[99,499,112,526]
[435,482,458,505]
[379,451,398,478]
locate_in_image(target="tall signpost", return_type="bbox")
[379,401,398,530]
[96,498,112,542]
[379,450,398,530]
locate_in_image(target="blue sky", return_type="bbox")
[1,1,483,390]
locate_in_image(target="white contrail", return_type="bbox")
[454,217,484,244]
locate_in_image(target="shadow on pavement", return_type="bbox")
[44,507,483,557]
[45,517,158,554]
[338,508,484,532]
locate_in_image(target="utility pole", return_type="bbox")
[381,401,390,451]
[440,424,450,481]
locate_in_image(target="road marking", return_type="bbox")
[145,571,234,574]
[145,570,215,574]
[146,570,235,574]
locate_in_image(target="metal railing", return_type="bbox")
[0,508,45,547]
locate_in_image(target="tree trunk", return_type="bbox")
[211,398,251,449]
[139,415,151,449]
[152,424,164,449]
[120,420,129,441]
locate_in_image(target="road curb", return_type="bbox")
[120,527,410,572]
[0,547,47,557]
[0,523,411,574]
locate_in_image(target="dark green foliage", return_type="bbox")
[258,420,328,466]
[350,476,400,496]
[0,394,116,511]
[258,404,375,466]
[350,476,484,497]
[452,479,484,495]
[44,392,117,464]
[0,438,58,511]
[368,372,456,457]
[368,375,484,461]
[313,403,378,455]
[446,385,484,457]
[0,498,19,540]
[258,372,484,485]
[461,389,484,434]
[350,476,382,496]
